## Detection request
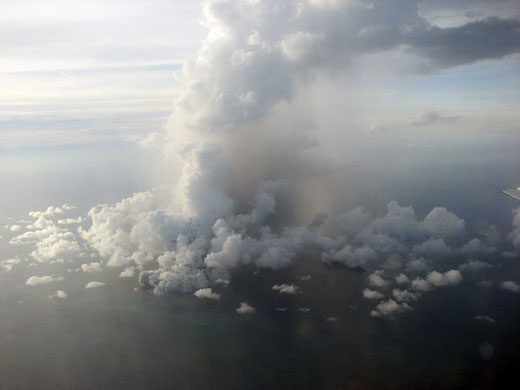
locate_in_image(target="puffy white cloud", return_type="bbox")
[10,208,85,265]
[0,258,19,272]
[3,258,21,265]
[10,225,22,232]
[138,267,208,294]
[25,275,64,286]
[26,204,76,230]
[10,226,60,245]
[236,302,256,314]
[119,267,136,278]
[57,217,83,225]
[204,220,244,269]
[0,263,13,272]
[325,201,467,270]
[395,273,409,285]
[72,191,470,297]
[30,230,83,264]
[362,288,384,300]
[194,288,221,300]
[165,0,519,138]
[85,281,105,289]
[370,299,412,317]
[279,31,322,62]
[422,207,465,239]
[412,269,462,292]
[49,290,67,299]
[392,289,420,303]
[28,204,75,219]
[500,281,520,293]
[79,190,168,267]
[367,271,389,288]
[81,262,102,273]
[272,283,299,294]
[426,270,463,287]
[215,278,230,286]
[411,278,432,292]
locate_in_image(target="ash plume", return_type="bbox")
[79,0,513,294]
[10,0,520,316]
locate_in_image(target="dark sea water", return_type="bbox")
[1,134,520,389]
[1,257,520,389]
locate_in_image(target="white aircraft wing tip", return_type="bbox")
[503,188,520,201]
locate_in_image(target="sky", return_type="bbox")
[1,0,520,388]
[1,0,519,148]
[0,0,206,147]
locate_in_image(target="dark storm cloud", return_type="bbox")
[407,17,520,69]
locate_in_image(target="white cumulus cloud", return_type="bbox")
[236,302,256,314]
[85,281,105,289]
[194,288,221,300]
[363,288,384,300]
[25,275,64,286]
[371,299,412,317]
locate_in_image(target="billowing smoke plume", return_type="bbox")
[113,0,515,294]
[8,0,520,316]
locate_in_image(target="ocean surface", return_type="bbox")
[1,134,519,389]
